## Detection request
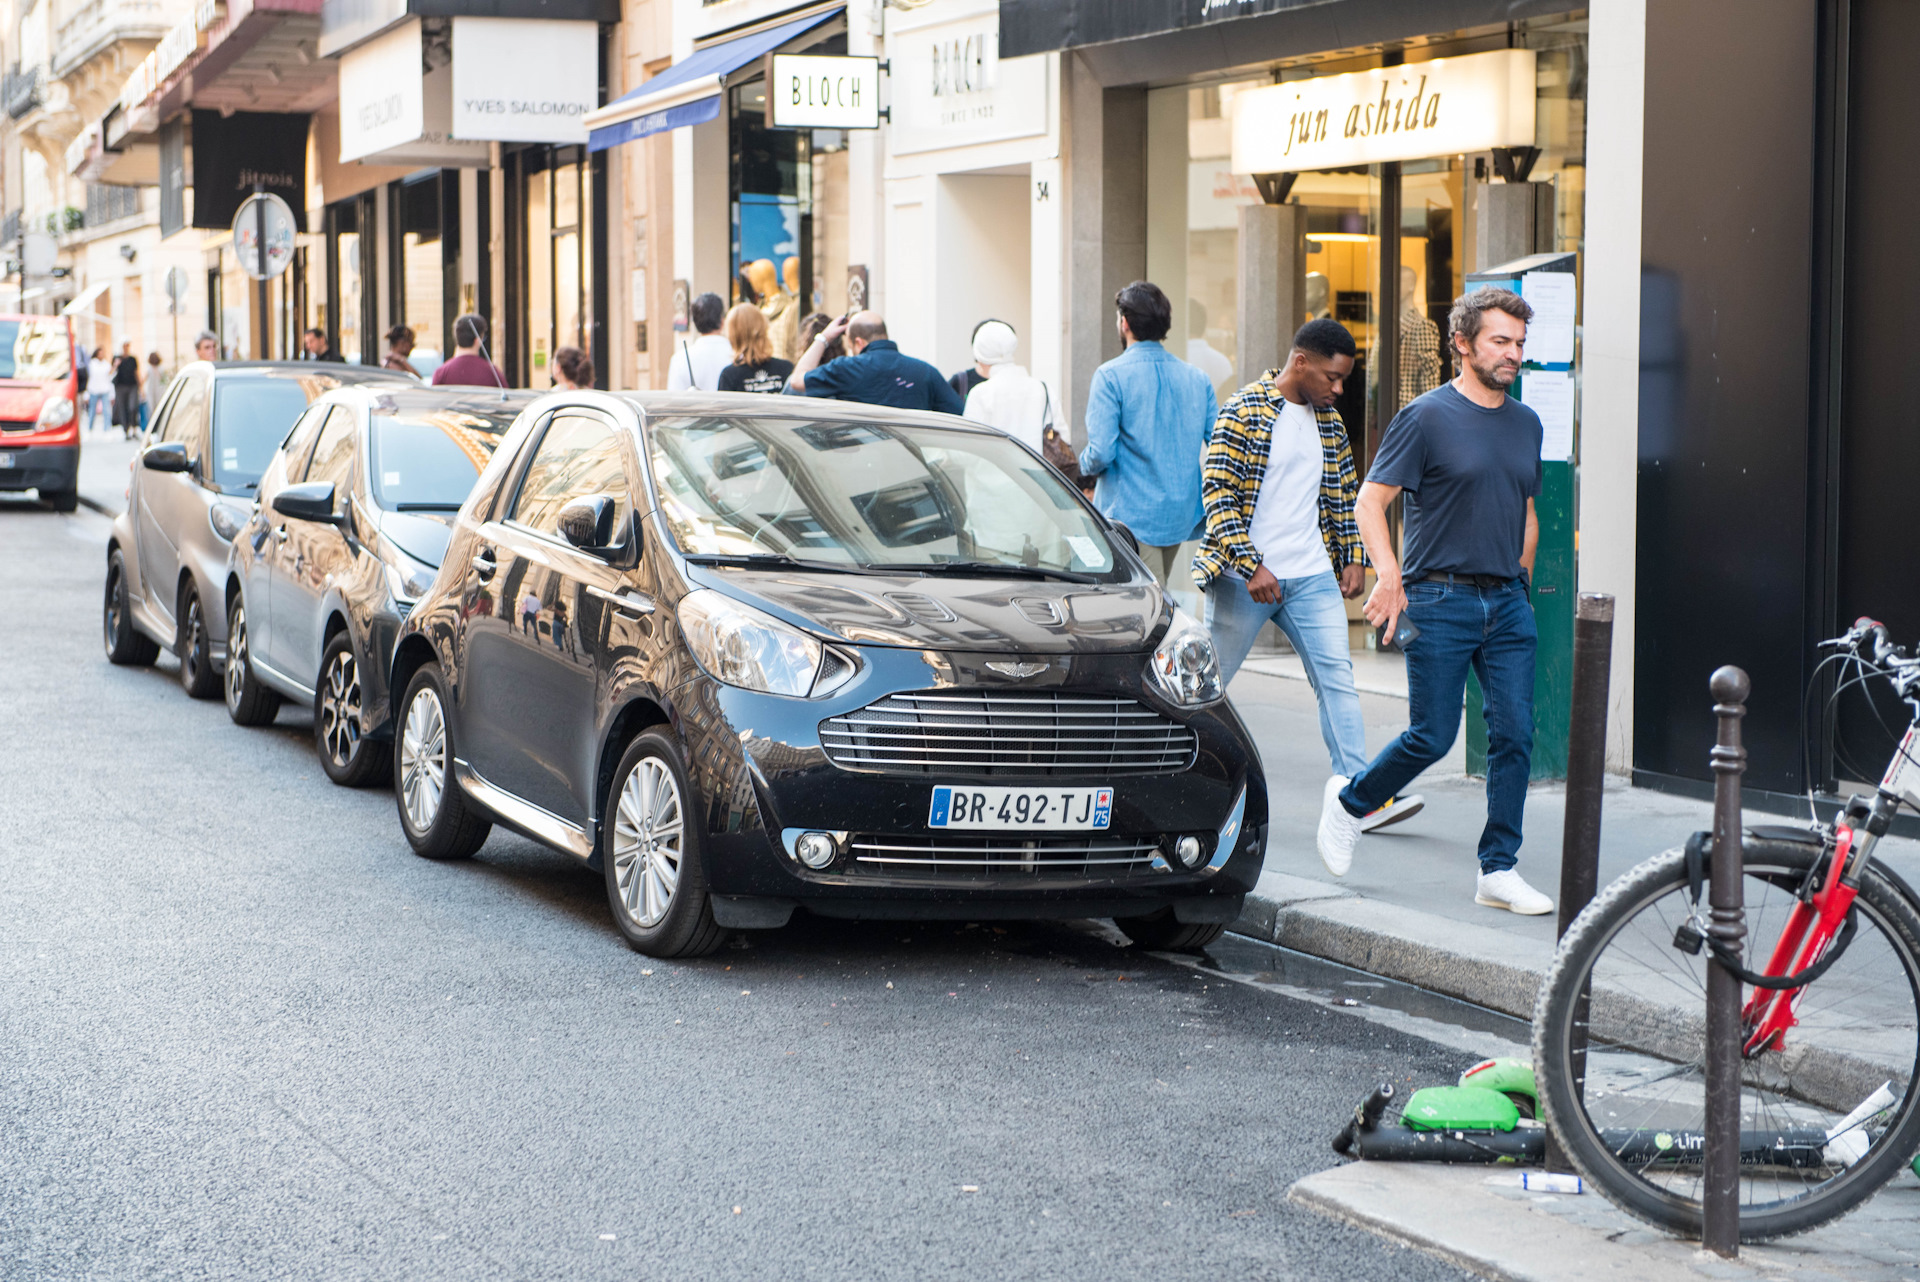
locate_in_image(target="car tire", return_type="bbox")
[42,488,78,513]
[223,593,280,726]
[601,729,726,959]
[1114,909,1228,952]
[394,664,490,861]
[104,548,160,667]
[176,581,219,699]
[316,633,390,787]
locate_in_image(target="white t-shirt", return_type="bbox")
[667,333,732,392]
[962,363,1050,453]
[1246,397,1333,581]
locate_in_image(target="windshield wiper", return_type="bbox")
[683,552,878,575]
[394,502,464,512]
[867,561,1098,584]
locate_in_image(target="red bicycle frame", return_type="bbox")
[1740,824,1861,1055]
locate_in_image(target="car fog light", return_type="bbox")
[1175,835,1204,869]
[796,831,837,870]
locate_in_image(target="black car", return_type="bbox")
[223,386,534,784]
[389,393,1268,958]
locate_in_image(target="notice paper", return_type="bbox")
[1522,369,1575,461]
[1521,272,1576,365]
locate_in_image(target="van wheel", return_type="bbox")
[395,665,490,860]
[42,488,78,513]
[104,548,159,666]
[176,582,219,699]
[601,729,725,958]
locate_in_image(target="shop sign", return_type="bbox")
[117,0,224,115]
[451,18,598,144]
[1231,49,1536,174]
[764,54,879,130]
[339,18,488,167]
[192,110,309,231]
[888,7,1048,156]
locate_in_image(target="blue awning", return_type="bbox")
[585,7,842,152]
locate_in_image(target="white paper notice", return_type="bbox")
[1521,272,1576,365]
[1522,369,1575,461]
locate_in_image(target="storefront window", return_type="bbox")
[326,196,369,365]
[518,148,593,389]
[397,174,449,378]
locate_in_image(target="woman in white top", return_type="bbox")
[85,348,113,434]
[960,322,1051,454]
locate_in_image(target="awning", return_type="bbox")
[584,7,839,152]
[61,281,112,316]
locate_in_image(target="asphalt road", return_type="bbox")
[0,499,1475,1282]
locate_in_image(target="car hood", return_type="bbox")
[379,510,453,567]
[0,384,51,418]
[704,570,1168,654]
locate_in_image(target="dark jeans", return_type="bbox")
[1340,576,1536,873]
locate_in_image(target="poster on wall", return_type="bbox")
[191,110,308,230]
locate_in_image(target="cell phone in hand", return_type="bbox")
[1377,616,1420,652]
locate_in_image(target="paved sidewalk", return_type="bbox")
[1290,1160,1920,1282]
[76,428,138,518]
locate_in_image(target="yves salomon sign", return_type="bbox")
[1232,49,1536,174]
[451,18,597,144]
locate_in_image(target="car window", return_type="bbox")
[161,375,208,453]
[280,404,332,478]
[508,413,632,540]
[303,408,357,507]
[0,318,71,381]
[211,378,316,492]
[369,408,518,511]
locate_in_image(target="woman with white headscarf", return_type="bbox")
[960,321,1051,454]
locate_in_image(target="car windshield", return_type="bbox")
[0,318,71,382]
[646,416,1119,577]
[212,379,316,491]
[369,409,517,509]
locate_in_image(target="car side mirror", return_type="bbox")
[558,496,618,552]
[272,481,341,525]
[142,441,191,473]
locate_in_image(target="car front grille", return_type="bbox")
[819,690,1197,777]
[848,833,1160,878]
[0,420,36,434]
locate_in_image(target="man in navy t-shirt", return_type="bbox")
[786,310,964,414]
[1316,286,1554,918]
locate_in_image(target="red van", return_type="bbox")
[0,314,81,510]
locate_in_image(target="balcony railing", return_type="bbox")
[4,66,43,120]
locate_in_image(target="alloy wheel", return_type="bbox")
[319,649,364,768]
[612,757,684,929]
[225,605,249,710]
[399,686,447,834]
[181,596,204,684]
[103,563,123,660]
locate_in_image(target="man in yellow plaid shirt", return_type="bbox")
[1192,318,1423,836]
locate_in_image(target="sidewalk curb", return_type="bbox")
[1231,872,1553,1024]
[1286,1171,1525,1282]
[77,493,118,520]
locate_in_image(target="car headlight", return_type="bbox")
[677,588,856,698]
[382,546,438,604]
[209,502,247,541]
[1146,607,1224,706]
[37,397,73,428]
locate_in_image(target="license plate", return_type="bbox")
[929,786,1112,830]
[0,453,13,469]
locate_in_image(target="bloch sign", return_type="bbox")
[765,54,881,131]
[1231,49,1536,174]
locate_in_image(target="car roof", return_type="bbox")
[324,384,538,424]
[606,391,1003,436]
[188,360,416,386]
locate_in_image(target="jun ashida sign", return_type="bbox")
[1231,49,1536,175]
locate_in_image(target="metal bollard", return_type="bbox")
[1703,665,1751,1257]
[1543,593,1615,1175]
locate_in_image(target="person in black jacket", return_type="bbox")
[111,343,141,439]
[717,304,793,394]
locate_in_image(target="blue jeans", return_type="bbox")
[1207,569,1369,777]
[86,391,110,432]
[1340,577,1536,872]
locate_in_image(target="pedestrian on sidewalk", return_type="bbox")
[1078,282,1218,586]
[553,346,593,391]
[383,325,417,374]
[1317,286,1550,916]
[431,315,506,388]
[1195,318,1424,835]
[787,311,964,413]
[717,304,793,394]
[194,331,220,363]
[668,293,731,392]
[960,321,1050,454]
[112,343,141,439]
[85,348,112,434]
[948,318,1009,403]
[301,328,343,362]
[143,352,163,432]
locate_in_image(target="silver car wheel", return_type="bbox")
[103,561,124,660]
[181,595,204,682]
[319,648,364,768]
[399,685,447,834]
[225,605,249,710]
[612,757,684,930]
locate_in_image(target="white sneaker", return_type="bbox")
[1475,869,1554,916]
[1359,793,1426,834]
[1316,775,1364,877]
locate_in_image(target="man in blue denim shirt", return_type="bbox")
[1078,282,1218,584]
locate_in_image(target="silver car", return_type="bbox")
[102,360,414,693]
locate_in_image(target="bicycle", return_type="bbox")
[1533,617,1920,1241]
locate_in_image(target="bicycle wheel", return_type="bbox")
[1534,836,1920,1241]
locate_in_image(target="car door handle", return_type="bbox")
[273,524,288,543]
[586,584,656,616]
[470,549,497,582]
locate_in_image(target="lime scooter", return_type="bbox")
[1332,1058,1839,1170]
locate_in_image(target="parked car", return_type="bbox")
[223,386,535,785]
[103,361,414,693]
[0,314,81,510]
[388,393,1268,958]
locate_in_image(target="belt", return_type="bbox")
[1417,571,1516,589]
